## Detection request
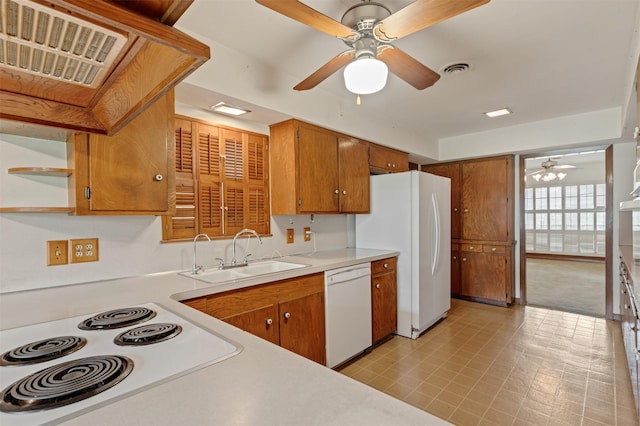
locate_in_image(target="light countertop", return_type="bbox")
[0,248,450,425]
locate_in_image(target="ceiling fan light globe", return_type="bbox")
[344,57,388,95]
[558,172,567,180]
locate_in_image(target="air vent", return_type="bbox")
[441,62,470,75]
[0,0,127,87]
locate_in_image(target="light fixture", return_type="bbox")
[343,54,388,95]
[484,108,512,118]
[210,102,250,116]
[532,171,567,182]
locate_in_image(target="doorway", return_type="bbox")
[520,148,609,317]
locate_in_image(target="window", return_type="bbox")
[162,116,270,241]
[525,182,604,255]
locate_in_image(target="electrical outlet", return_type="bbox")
[70,238,99,263]
[304,227,311,242]
[47,240,68,266]
[286,228,294,244]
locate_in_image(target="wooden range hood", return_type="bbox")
[0,0,210,135]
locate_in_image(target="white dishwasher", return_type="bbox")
[324,263,372,368]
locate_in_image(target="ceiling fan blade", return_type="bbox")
[377,45,440,90]
[526,169,545,175]
[294,50,355,91]
[554,165,578,169]
[373,0,490,42]
[255,0,360,41]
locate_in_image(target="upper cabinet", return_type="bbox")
[68,90,176,215]
[0,0,209,135]
[163,115,270,241]
[423,156,514,242]
[270,119,369,215]
[368,143,409,174]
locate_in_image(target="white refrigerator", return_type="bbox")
[356,171,451,339]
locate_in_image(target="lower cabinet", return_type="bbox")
[182,273,326,364]
[459,243,512,305]
[620,256,640,422]
[451,243,461,296]
[371,258,397,344]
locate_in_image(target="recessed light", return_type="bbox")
[210,102,250,116]
[484,108,512,118]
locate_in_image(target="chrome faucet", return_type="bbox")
[192,233,211,274]
[231,229,263,266]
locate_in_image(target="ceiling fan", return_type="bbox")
[255,0,490,94]
[526,158,578,182]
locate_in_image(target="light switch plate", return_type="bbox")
[286,229,294,244]
[47,240,68,266]
[304,227,311,242]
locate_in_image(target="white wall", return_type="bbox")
[0,118,351,293]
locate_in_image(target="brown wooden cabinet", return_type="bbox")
[371,257,397,344]
[68,90,175,215]
[369,143,409,174]
[451,243,461,296]
[182,273,326,364]
[460,244,511,303]
[423,155,514,305]
[163,115,269,241]
[269,119,369,214]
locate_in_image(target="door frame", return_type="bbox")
[518,146,613,319]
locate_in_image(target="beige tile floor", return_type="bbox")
[339,299,638,426]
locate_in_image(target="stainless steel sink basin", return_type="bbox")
[180,260,309,285]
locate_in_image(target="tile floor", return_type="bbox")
[339,299,638,426]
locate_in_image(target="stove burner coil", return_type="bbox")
[78,307,156,330]
[0,336,87,366]
[114,323,183,346]
[0,355,133,413]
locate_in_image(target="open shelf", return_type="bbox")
[0,207,75,213]
[8,167,73,177]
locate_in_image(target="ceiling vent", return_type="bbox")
[441,62,470,75]
[0,0,127,88]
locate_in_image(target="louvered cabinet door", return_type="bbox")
[247,134,269,234]
[163,117,198,240]
[197,123,223,236]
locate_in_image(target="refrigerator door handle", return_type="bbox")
[431,193,440,275]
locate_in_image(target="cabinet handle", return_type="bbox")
[375,283,380,289]
[334,189,339,195]
[453,256,457,260]
[266,318,273,325]
[453,207,458,212]
[392,163,396,168]
[491,247,497,252]
[462,258,467,262]
[284,312,291,319]
[154,174,164,181]
[342,190,347,195]
[383,263,388,269]
[387,163,392,167]
[463,208,469,213]
[469,246,474,250]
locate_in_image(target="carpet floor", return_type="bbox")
[526,258,605,317]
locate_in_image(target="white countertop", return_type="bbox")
[0,248,450,425]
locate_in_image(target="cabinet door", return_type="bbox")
[422,163,461,239]
[369,144,409,173]
[461,157,511,241]
[80,91,174,213]
[223,304,279,346]
[338,138,370,213]
[279,292,326,364]
[451,243,461,296]
[372,272,397,344]
[298,126,339,213]
[460,252,508,303]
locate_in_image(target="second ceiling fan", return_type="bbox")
[255,0,490,94]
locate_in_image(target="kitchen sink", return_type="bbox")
[180,260,309,285]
